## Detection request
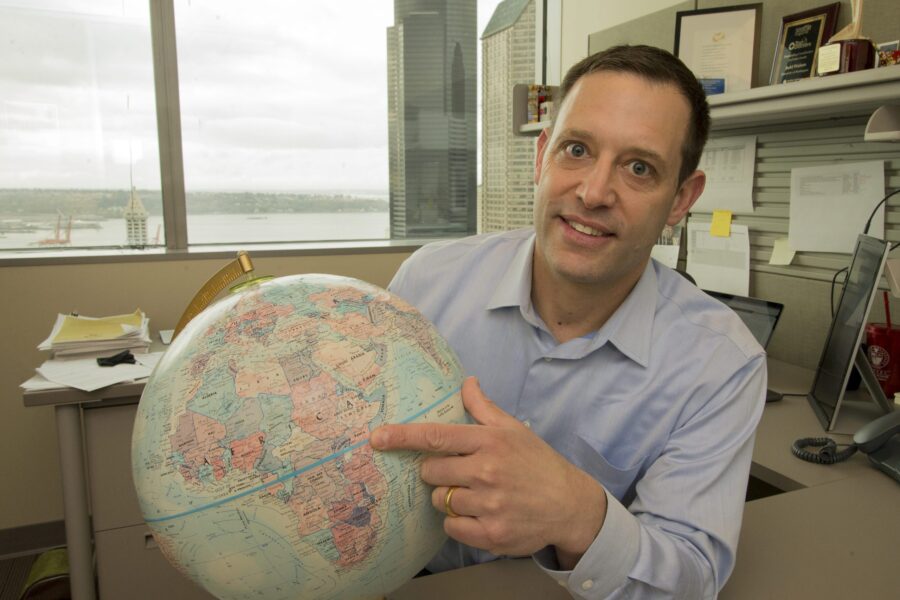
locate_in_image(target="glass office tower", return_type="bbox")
[387,0,477,238]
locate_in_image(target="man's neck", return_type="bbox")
[531,263,646,344]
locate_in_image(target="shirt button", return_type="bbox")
[523,420,531,428]
[557,580,568,588]
[581,579,594,591]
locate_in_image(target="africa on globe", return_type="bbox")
[131,274,466,599]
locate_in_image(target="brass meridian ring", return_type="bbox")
[444,486,460,518]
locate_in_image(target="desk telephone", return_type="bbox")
[792,410,900,483]
[854,410,900,482]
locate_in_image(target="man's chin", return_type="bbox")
[551,263,616,287]
[551,254,648,288]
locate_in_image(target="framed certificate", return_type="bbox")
[770,3,840,84]
[674,4,762,94]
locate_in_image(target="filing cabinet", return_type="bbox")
[83,402,214,599]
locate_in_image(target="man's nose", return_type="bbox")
[575,161,617,209]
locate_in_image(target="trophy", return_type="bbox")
[817,0,876,75]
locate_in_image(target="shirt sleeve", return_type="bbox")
[533,354,767,599]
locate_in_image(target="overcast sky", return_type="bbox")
[0,0,504,194]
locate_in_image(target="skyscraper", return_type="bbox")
[387,0,477,238]
[480,0,536,232]
[124,186,148,247]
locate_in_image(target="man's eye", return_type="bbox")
[564,143,587,158]
[628,160,651,177]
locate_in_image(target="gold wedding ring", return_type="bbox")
[444,486,460,518]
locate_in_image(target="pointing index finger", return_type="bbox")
[371,422,483,455]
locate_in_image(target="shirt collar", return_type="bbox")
[597,261,656,367]
[485,232,535,312]
[484,231,657,367]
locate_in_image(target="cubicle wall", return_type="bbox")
[588,0,900,369]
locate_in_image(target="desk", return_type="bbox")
[23,358,900,599]
[721,474,900,599]
[388,472,900,599]
[24,380,148,600]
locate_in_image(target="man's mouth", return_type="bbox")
[565,218,612,238]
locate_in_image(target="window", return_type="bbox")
[0,0,505,255]
[0,1,162,251]
[174,1,394,244]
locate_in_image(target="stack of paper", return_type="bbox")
[31,353,161,392]
[38,309,152,357]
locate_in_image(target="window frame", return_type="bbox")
[0,0,432,265]
[0,0,526,265]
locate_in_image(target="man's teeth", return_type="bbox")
[569,221,605,236]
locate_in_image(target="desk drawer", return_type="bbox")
[84,402,144,531]
[95,524,215,600]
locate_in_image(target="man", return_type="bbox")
[371,45,766,598]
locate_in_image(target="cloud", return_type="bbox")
[0,0,502,191]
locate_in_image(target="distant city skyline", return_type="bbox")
[0,1,503,195]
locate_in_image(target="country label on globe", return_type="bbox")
[132,274,467,600]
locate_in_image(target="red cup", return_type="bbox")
[865,323,900,396]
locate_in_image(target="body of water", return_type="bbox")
[0,212,390,250]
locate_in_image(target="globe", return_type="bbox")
[131,274,466,600]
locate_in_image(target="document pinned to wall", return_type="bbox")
[789,160,885,253]
[651,222,683,269]
[686,222,750,295]
[692,136,756,214]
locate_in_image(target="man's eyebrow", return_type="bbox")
[553,127,594,142]
[624,146,666,165]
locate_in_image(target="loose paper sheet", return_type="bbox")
[651,223,683,269]
[686,222,750,295]
[788,161,885,253]
[769,238,796,266]
[693,136,756,214]
[36,357,153,392]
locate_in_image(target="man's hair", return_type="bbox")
[556,45,709,185]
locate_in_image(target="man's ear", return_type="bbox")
[534,128,550,186]
[667,170,706,226]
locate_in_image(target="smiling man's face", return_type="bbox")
[532,70,704,293]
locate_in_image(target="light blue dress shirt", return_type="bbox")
[388,228,767,599]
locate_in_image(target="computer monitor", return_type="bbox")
[807,234,893,431]
[706,291,783,348]
[706,291,784,402]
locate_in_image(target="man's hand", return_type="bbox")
[370,377,607,569]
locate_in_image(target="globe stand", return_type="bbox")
[172,250,273,340]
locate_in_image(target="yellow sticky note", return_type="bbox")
[710,210,732,237]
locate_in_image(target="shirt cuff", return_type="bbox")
[533,489,640,599]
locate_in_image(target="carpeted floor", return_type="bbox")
[0,554,36,600]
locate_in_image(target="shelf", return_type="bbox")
[509,67,900,136]
[519,121,550,134]
[864,105,900,142]
[512,83,557,137]
[708,66,900,130]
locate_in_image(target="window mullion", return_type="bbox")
[149,0,187,250]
